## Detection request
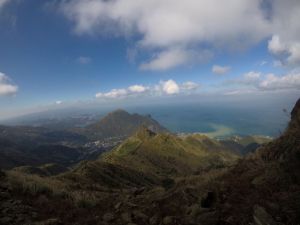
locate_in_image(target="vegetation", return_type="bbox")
[0,101,299,225]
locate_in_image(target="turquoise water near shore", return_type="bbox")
[127,100,293,137]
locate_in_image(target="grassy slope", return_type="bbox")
[213,99,300,225]
[102,128,239,177]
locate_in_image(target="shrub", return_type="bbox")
[162,178,175,190]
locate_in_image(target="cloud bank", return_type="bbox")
[59,0,300,70]
[225,71,300,95]
[95,80,199,99]
[0,72,18,96]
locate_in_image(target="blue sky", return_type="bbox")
[0,0,299,119]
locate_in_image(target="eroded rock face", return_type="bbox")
[201,191,216,208]
[102,213,115,222]
[291,98,300,120]
[253,205,277,225]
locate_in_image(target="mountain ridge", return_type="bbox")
[81,109,168,140]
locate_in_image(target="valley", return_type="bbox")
[0,99,299,225]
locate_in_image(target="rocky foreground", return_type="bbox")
[0,99,299,225]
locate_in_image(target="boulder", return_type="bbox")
[163,216,173,225]
[121,212,132,223]
[253,205,277,225]
[102,212,115,222]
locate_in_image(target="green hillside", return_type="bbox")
[102,127,239,177]
[0,100,299,225]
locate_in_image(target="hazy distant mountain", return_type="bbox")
[0,125,88,169]
[81,109,168,140]
[0,100,299,225]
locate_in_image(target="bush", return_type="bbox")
[72,191,98,208]
[0,169,5,178]
[162,178,175,190]
[6,171,66,197]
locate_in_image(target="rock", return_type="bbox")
[201,191,216,208]
[187,204,202,217]
[149,214,160,225]
[126,202,138,207]
[132,187,146,196]
[114,202,122,210]
[132,210,148,220]
[103,213,115,222]
[0,170,5,178]
[196,211,218,225]
[0,216,12,224]
[253,205,277,225]
[163,216,173,225]
[38,218,63,225]
[121,212,132,223]
[291,98,300,120]
[0,191,10,199]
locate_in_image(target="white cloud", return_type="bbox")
[273,60,283,67]
[128,85,148,93]
[161,79,180,95]
[140,48,212,71]
[181,81,199,90]
[212,65,231,75]
[77,56,91,64]
[55,100,63,105]
[225,71,300,92]
[266,0,300,66]
[0,72,18,96]
[259,73,300,91]
[244,71,261,81]
[0,0,10,9]
[268,35,287,55]
[59,0,275,70]
[268,35,300,66]
[59,0,300,68]
[95,84,149,99]
[95,80,199,99]
[96,88,128,99]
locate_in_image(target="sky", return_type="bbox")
[0,0,300,119]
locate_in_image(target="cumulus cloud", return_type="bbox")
[95,80,199,99]
[59,0,300,69]
[244,71,261,81]
[268,35,287,55]
[0,72,18,96]
[268,35,300,66]
[59,0,277,70]
[0,0,10,9]
[212,65,231,75]
[128,85,148,93]
[226,71,300,92]
[160,79,180,95]
[266,0,300,66]
[140,48,213,71]
[96,84,150,99]
[259,73,300,90]
[77,56,91,64]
